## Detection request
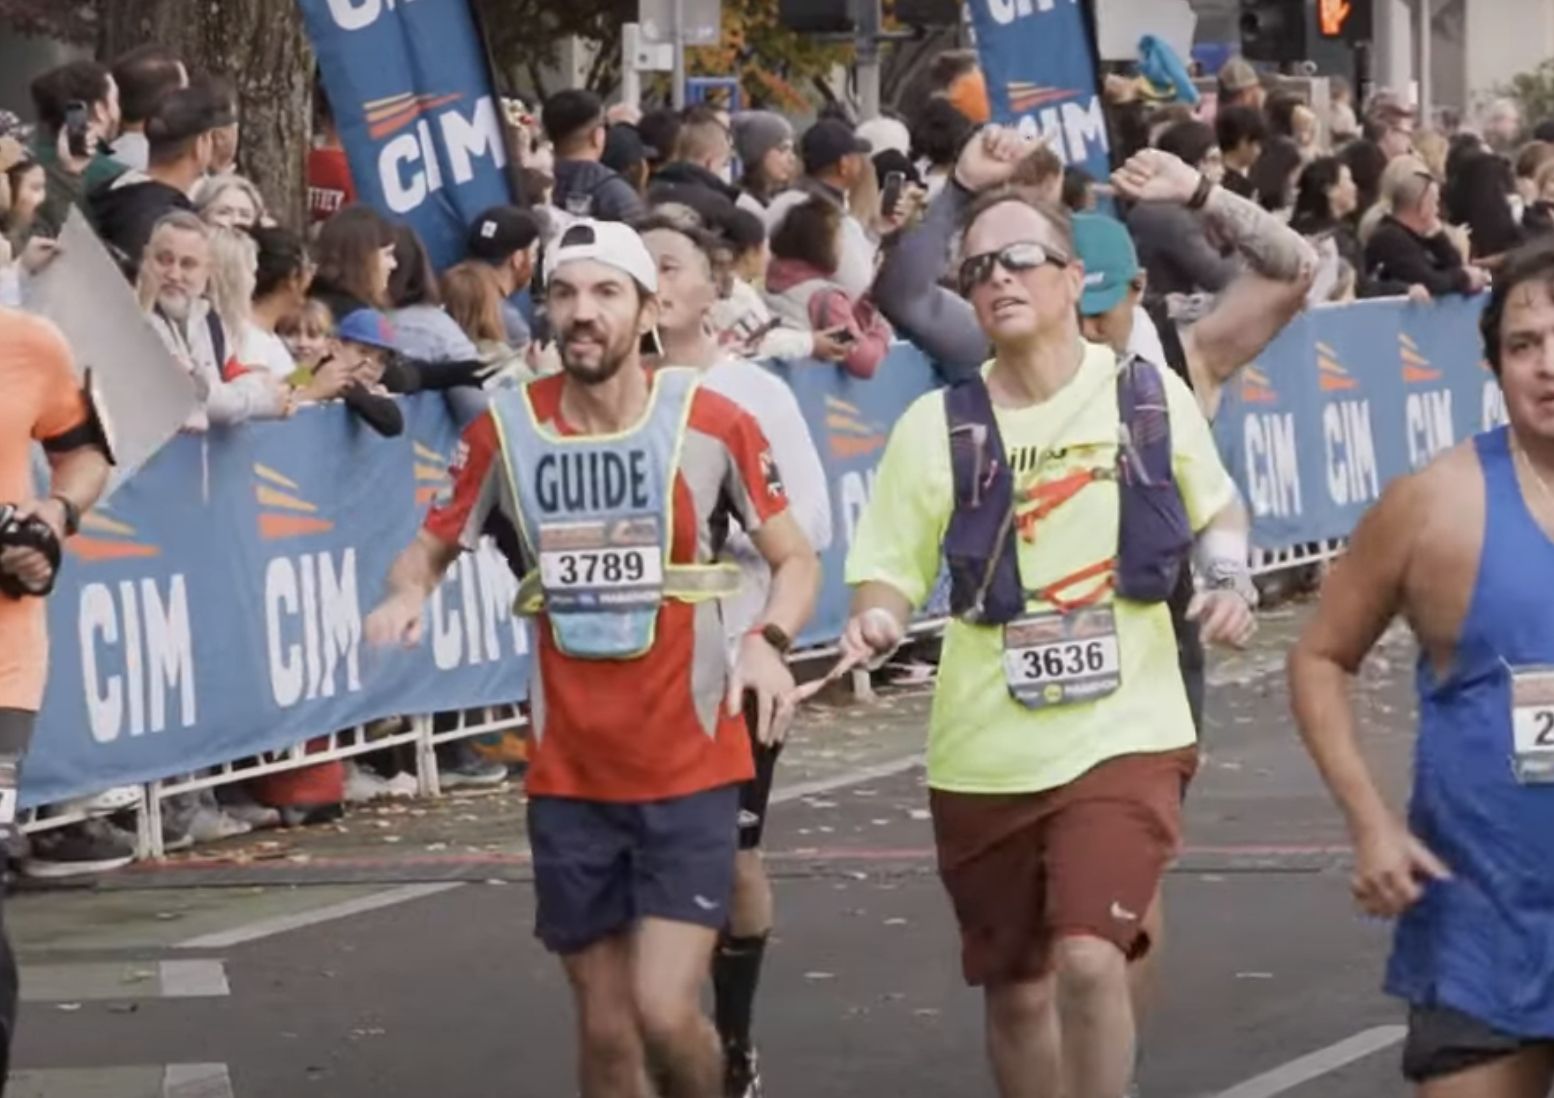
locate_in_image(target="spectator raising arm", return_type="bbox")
[872,126,1039,382]
[1112,148,1319,419]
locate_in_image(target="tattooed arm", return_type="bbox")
[1113,148,1317,420]
[1181,180,1318,416]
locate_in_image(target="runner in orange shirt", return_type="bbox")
[0,306,113,1087]
[366,220,821,1098]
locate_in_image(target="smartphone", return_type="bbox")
[741,315,783,345]
[881,171,906,218]
[65,100,91,159]
[830,328,857,347]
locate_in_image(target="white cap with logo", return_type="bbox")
[542,219,659,295]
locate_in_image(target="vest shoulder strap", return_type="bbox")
[1115,354,1174,485]
[944,375,1008,510]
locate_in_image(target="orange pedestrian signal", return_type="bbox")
[1318,0,1353,36]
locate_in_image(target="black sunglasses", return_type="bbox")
[958,241,1070,297]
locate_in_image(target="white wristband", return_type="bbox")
[1194,527,1249,583]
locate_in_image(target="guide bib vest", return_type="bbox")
[943,355,1193,625]
[489,368,740,660]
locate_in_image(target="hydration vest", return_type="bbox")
[943,355,1193,625]
[489,368,741,660]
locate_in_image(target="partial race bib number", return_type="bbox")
[1003,606,1122,710]
[537,517,664,612]
[1511,665,1554,784]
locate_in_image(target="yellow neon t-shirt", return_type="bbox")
[844,342,1238,795]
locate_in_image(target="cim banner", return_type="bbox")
[24,298,1498,805]
[773,348,942,645]
[966,0,1111,181]
[296,0,514,270]
[1213,294,1497,549]
[26,399,531,807]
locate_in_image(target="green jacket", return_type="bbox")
[29,139,128,238]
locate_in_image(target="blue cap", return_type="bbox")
[336,309,398,352]
[1137,35,1200,105]
[1072,214,1141,318]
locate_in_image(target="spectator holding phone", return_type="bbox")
[27,59,126,239]
[706,205,850,364]
[764,195,892,378]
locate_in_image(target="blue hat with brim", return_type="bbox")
[1072,214,1141,318]
[336,308,398,352]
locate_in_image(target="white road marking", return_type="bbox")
[173,882,462,949]
[164,1062,234,1098]
[158,960,229,998]
[771,754,925,805]
[1207,1025,1407,1098]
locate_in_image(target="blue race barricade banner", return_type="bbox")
[26,297,1496,805]
[27,398,531,807]
[1212,295,1498,549]
[772,348,942,647]
[966,0,1111,182]
[296,0,514,270]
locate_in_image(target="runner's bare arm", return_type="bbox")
[750,512,822,643]
[1288,473,1424,837]
[42,445,109,528]
[384,530,462,603]
[1181,185,1317,412]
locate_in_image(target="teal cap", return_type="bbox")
[1072,213,1141,318]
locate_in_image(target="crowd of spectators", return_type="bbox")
[2,36,1548,875]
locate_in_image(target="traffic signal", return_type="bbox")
[778,0,853,33]
[894,0,961,27]
[1239,0,1308,63]
[1316,0,1372,44]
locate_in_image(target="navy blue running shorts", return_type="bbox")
[528,784,741,955]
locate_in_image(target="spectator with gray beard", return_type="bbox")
[137,211,289,429]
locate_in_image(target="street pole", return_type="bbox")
[622,23,643,112]
[672,0,687,109]
[854,0,882,120]
[1414,0,1432,124]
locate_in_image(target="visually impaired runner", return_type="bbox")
[826,186,1256,1098]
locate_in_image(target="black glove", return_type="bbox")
[0,504,63,599]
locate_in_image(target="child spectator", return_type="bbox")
[3,156,44,246]
[764,195,891,378]
[277,299,335,378]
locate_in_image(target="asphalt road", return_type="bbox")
[4,607,1427,1098]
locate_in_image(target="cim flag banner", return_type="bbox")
[1213,294,1496,550]
[26,398,531,808]
[296,0,514,270]
[967,0,1111,182]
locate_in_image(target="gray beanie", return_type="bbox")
[732,110,794,169]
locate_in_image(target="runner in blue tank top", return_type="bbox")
[1291,241,1554,1096]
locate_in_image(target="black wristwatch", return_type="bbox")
[51,495,80,537]
[751,623,793,655]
